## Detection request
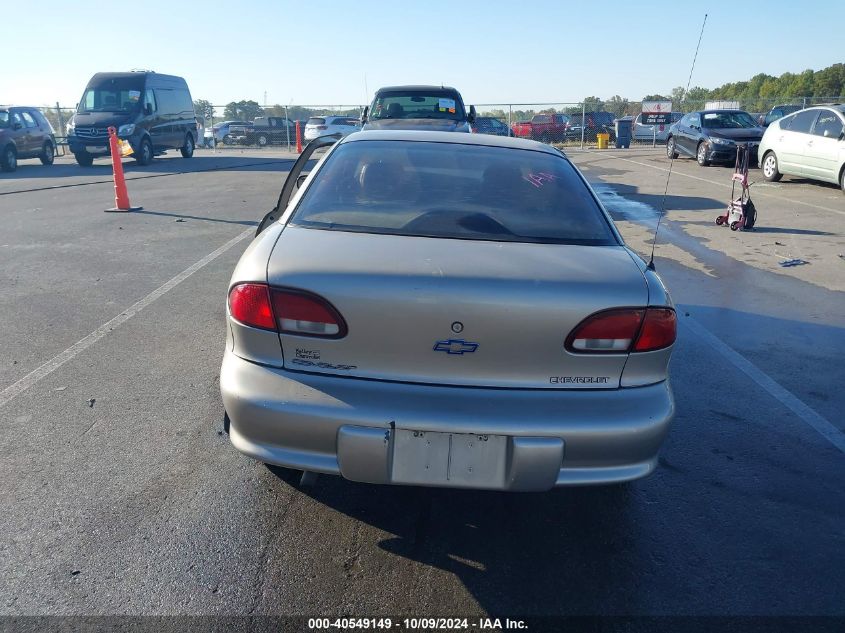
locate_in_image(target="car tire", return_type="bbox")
[135,137,153,166]
[0,144,17,172]
[257,134,269,147]
[74,152,94,167]
[840,167,845,194]
[223,411,231,435]
[761,152,782,182]
[223,134,233,145]
[666,137,679,159]
[180,133,194,158]
[39,141,55,165]
[696,142,710,166]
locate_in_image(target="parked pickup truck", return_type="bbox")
[229,117,298,146]
[510,113,571,143]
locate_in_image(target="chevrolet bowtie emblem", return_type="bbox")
[433,339,479,355]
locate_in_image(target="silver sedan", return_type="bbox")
[220,130,676,491]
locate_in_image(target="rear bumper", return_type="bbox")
[221,350,675,490]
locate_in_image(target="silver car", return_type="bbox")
[221,131,676,491]
[758,105,845,192]
[632,111,684,142]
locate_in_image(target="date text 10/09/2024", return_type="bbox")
[308,618,528,630]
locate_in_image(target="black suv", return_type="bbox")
[0,106,57,172]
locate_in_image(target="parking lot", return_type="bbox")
[1,146,843,624]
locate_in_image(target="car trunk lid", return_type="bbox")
[267,227,648,389]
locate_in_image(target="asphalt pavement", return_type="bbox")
[1,147,843,627]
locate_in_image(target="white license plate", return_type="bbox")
[391,430,507,488]
[86,146,109,154]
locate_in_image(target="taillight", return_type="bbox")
[228,283,275,330]
[270,289,346,338]
[633,308,676,352]
[228,284,347,338]
[565,308,675,354]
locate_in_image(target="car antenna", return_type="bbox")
[648,13,708,271]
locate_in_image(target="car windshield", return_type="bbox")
[78,79,145,113]
[0,111,8,128]
[291,140,618,246]
[369,91,466,121]
[702,112,757,128]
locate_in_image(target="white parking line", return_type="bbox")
[0,228,253,410]
[586,153,845,217]
[683,315,845,455]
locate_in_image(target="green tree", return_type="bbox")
[223,100,264,121]
[582,96,604,112]
[193,99,214,123]
[605,95,630,117]
[811,63,844,98]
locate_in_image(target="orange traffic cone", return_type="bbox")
[295,120,303,153]
[105,126,142,212]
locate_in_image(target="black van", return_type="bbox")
[67,71,197,167]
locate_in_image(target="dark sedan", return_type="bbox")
[471,116,512,136]
[666,110,764,166]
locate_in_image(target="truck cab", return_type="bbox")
[362,85,475,133]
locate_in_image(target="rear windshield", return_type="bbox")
[291,140,618,246]
[369,91,466,122]
[0,111,8,128]
[307,118,326,125]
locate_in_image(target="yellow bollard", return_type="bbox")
[596,133,610,149]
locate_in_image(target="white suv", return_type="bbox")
[303,116,360,142]
[758,105,845,193]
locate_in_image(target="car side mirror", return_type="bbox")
[296,172,309,188]
[144,104,153,116]
[467,105,476,124]
[13,122,22,130]
[360,106,368,123]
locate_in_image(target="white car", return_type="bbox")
[303,116,360,142]
[758,105,845,192]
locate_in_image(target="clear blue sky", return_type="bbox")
[4,0,841,109]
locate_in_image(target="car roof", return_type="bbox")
[375,85,462,94]
[339,129,562,155]
[801,104,845,112]
[695,109,750,115]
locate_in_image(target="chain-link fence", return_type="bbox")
[18,95,845,154]
[475,96,844,147]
